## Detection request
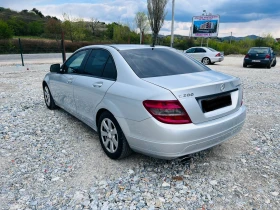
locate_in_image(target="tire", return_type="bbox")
[98,111,132,159]
[266,62,271,69]
[43,85,57,110]
[243,63,247,68]
[202,57,210,65]
[271,60,276,67]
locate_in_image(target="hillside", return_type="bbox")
[0,7,56,23]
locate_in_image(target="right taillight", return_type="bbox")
[265,54,270,59]
[245,54,249,58]
[143,100,192,124]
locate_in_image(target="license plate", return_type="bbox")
[252,60,260,62]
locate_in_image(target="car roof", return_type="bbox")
[250,47,270,49]
[80,44,170,51]
[109,44,169,51]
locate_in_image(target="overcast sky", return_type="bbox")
[1,0,280,37]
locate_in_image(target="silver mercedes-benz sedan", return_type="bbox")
[43,45,246,160]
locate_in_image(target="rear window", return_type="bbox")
[120,48,210,78]
[207,47,217,52]
[248,48,269,54]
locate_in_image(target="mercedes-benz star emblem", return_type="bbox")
[220,83,225,92]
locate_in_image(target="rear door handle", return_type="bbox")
[92,82,103,88]
[67,79,73,84]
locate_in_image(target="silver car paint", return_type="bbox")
[43,45,246,159]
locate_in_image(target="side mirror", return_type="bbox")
[50,64,61,72]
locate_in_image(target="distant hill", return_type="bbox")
[0,7,57,23]
[219,35,261,41]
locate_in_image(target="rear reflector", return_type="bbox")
[143,100,192,124]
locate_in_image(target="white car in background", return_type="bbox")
[184,47,224,65]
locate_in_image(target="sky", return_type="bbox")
[1,0,280,38]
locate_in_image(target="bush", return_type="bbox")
[0,20,13,39]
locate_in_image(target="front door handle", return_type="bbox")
[92,82,103,88]
[67,79,73,84]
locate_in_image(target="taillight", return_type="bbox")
[245,54,249,58]
[143,100,192,124]
[265,54,270,59]
[215,53,221,57]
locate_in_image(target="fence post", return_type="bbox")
[18,38,24,66]
[61,31,66,63]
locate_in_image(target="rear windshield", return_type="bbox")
[248,48,269,54]
[120,48,210,78]
[207,47,217,52]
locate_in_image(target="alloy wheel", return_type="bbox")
[44,86,51,107]
[100,118,118,153]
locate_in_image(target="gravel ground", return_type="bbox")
[0,57,279,209]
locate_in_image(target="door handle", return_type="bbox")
[92,82,103,88]
[67,79,73,84]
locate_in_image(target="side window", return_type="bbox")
[64,50,89,74]
[102,56,117,80]
[186,48,195,53]
[195,48,206,53]
[84,49,109,77]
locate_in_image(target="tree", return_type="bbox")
[147,0,168,46]
[45,18,62,40]
[0,20,13,39]
[62,13,86,42]
[28,21,44,36]
[135,12,149,44]
[89,18,101,37]
[32,8,44,18]
[113,24,130,43]
[7,17,28,36]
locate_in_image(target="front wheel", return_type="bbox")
[202,57,210,65]
[98,112,132,159]
[43,85,57,110]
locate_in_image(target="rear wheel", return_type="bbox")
[243,63,247,68]
[98,111,132,159]
[202,57,210,65]
[266,62,271,69]
[271,60,276,67]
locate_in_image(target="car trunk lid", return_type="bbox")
[143,71,242,124]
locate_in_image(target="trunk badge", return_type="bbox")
[220,83,225,92]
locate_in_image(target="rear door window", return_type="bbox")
[195,48,206,53]
[120,48,210,78]
[84,49,117,80]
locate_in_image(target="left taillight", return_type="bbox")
[215,53,221,57]
[143,100,192,124]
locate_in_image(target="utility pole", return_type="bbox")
[230,32,232,44]
[170,0,175,47]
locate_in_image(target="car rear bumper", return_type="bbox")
[117,105,246,159]
[211,56,224,63]
[244,58,270,65]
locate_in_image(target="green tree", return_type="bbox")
[7,17,28,36]
[28,21,44,36]
[62,13,87,42]
[0,20,13,39]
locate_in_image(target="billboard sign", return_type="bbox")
[192,15,220,37]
